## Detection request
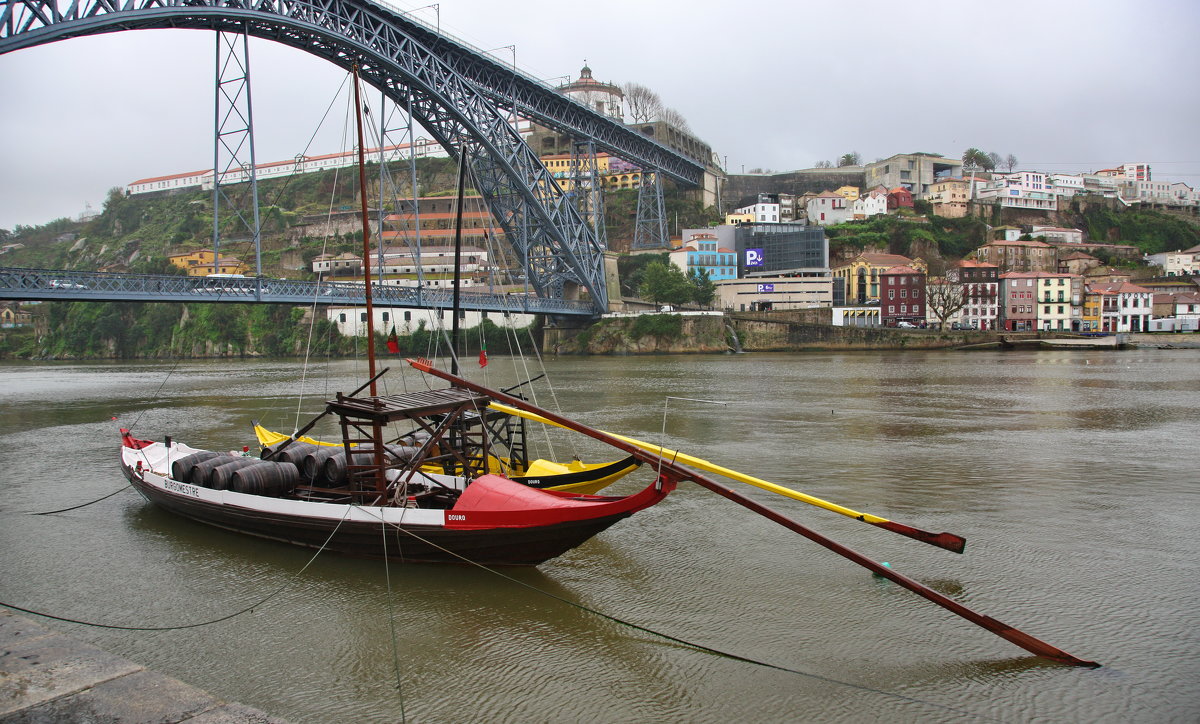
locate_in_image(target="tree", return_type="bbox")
[690,268,717,308]
[838,151,862,167]
[987,152,1003,171]
[622,82,662,124]
[1004,154,1019,172]
[814,160,833,169]
[925,276,967,329]
[657,107,691,131]
[962,148,995,171]
[638,260,694,307]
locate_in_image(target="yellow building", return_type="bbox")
[723,212,754,225]
[1081,288,1102,332]
[167,250,249,277]
[833,252,927,304]
[928,178,971,218]
[539,152,643,192]
[1035,273,1076,331]
[835,185,860,201]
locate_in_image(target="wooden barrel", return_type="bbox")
[171,451,222,482]
[230,461,299,496]
[267,442,321,467]
[188,455,242,486]
[301,446,341,483]
[207,458,264,490]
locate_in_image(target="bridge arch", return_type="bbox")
[1,0,610,312]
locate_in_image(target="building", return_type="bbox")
[973,238,1057,273]
[851,187,889,219]
[833,252,925,304]
[167,250,249,276]
[1034,272,1078,331]
[806,191,852,225]
[880,266,926,326]
[729,194,782,224]
[380,195,506,250]
[1058,251,1101,276]
[733,223,829,277]
[999,272,1039,331]
[669,232,737,281]
[887,187,913,209]
[1144,245,1200,276]
[928,177,971,218]
[863,153,963,199]
[1148,292,1200,332]
[327,306,532,338]
[0,304,33,328]
[716,277,834,312]
[1089,281,1154,332]
[312,252,363,275]
[947,260,1000,331]
[558,63,624,120]
[975,172,1057,211]
[539,152,644,192]
[1031,226,1084,244]
[127,139,447,195]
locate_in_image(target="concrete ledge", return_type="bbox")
[0,608,287,723]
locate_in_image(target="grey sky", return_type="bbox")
[2,0,1197,230]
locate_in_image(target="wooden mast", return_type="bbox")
[450,149,468,376]
[352,64,379,396]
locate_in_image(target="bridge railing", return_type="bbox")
[0,267,595,315]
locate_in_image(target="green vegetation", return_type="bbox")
[1074,205,1200,254]
[824,214,987,260]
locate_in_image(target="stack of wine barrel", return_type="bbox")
[169,437,426,496]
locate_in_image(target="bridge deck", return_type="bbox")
[0,268,595,316]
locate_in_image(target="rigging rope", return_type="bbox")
[345,503,988,721]
[3,505,353,632]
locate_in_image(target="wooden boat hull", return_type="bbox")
[121,441,669,566]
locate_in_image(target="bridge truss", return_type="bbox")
[0,0,705,316]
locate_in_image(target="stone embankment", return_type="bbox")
[545,310,1001,355]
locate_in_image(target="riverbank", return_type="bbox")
[0,608,289,722]
[544,311,1199,355]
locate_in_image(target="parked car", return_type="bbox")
[896,321,917,329]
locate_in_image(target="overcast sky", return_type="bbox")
[2,0,1197,230]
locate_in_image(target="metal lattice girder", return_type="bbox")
[0,0,673,314]
[633,170,667,250]
[0,266,596,314]
[570,139,608,252]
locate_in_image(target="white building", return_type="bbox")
[1144,246,1200,276]
[127,138,448,195]
[731,195,782,223]
[1090,282,1154,333]
[851,189,888,219]
[806,191,853,225]
[716,277,834,312]
[1031,226,1085,244]
[327,306,533,338]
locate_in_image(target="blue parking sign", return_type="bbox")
[745,248,764,267]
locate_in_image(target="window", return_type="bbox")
[339,313,346,323]
[888,305,895,313]
[901,289,908,298]
[360,312,367,322]
[382,312,389,322]
[889,290,895,299]
[404,311,411,322]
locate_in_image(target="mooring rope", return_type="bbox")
[29,484,132,516]
[3,504,353,631]
[348,503,990,721]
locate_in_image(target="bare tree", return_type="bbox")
[987,152,1003,171]
[925,276,967,329]
[838,151,862,167]
[814,160,833,169]
[622,82,662,124]
[657,107,691,132]
[1004,154,1019,172]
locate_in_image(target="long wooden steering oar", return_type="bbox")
[409,359,1098,667]
[488,402,965,554]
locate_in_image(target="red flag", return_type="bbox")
[386,325,399,355]
[478,339,488,368]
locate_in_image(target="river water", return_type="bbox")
[1,350,1197,723]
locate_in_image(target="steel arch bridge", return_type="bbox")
[0,0,705,316]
